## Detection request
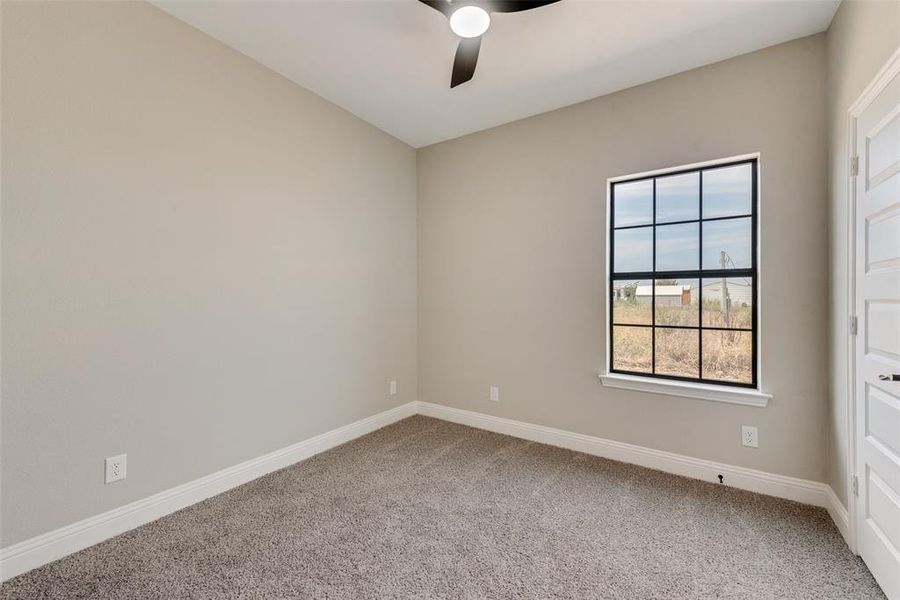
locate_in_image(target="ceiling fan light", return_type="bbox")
[449,5,490,39]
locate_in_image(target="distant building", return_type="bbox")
[612,280,751,307]
[635,285,691,306]
[612,284,692,306]
[704,279,753,307]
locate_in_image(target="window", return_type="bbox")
[608,158,757,388]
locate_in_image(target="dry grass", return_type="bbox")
[701,329,752,383]
[612,301,752,383]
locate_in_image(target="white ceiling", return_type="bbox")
[153,0,839,148]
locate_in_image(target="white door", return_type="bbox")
[854,55,900,600]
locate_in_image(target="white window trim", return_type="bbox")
[599,373,771,407]
[603,153,769,407]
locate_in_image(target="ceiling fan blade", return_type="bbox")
[451,36,482,88]
[416,0,453,16]
[488,0,562,13]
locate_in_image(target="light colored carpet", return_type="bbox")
[0,415,885,599]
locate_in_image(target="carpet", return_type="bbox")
[0,415,885,599]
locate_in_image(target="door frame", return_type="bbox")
[845,44,900,556]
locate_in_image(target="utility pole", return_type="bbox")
[719,251,730,327]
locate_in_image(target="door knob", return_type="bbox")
[878,374,900,381]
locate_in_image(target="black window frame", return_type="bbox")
[608,157,758,388]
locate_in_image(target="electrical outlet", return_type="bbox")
[105,454,127,484]
[489,386,499,402]
[389,380,397,396]
[741,426,758,448]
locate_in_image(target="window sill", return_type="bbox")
[598,373,771,407]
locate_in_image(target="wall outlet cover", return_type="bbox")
[489,386,500,402]
[105,454,127,484]
[389,380,397,396]
[741,426,758,448]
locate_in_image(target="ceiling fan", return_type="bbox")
[417,0,562,88]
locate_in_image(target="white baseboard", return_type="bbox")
[0,401,417,583]
[416,401,835,510]
[2,399,853,583]
[826,485,852,549]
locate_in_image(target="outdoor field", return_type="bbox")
[611,288,753,383]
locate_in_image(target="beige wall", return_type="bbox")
[418,35,829,482]
[1,1,417,546]
[825,0,900,508]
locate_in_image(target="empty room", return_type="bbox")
[1,0,899,598]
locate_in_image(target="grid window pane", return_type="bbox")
[702,163,752,219]
[609,159,756,387]
[702,278,753,329]
[702,217,752,270]
[612,280,651,325]
[655,279,699,326]
[656,172,699,223]
[702,330,753,383]
[613,179,653,227]
[656,222,699,271]
[613,326,652,373]
[655,328,699,378]
[614,226,653,273]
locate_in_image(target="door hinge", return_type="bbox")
[849,315,858,336]
[852,475,859,498]
[850,156,859,177]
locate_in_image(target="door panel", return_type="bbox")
[867,385,900,458]
[867,301,900,361]
[867,470,900,559]
[868,105,900,185]
[855,56,900,600]
[867,207,900,270]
